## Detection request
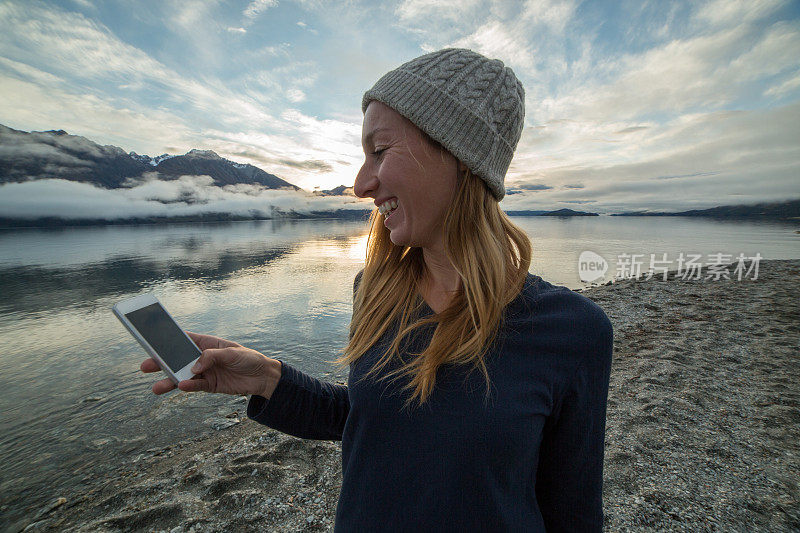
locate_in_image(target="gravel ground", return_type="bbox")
[16,259,800,533]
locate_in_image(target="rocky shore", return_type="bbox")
[15,259,800,532]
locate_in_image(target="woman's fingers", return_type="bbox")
[140,341,242,395]
[152,377,176,395]
[178,377,208,393]
[140,358,161,373]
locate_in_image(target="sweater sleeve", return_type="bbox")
[245,270,363,441]
[535,295,614,532]
[247,359,349,440]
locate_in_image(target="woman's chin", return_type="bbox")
[388,232,406,247]
[387,228,412,247]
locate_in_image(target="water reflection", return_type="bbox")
[0,219,370,529]
[0,220,369,318]
[0,218,368,269]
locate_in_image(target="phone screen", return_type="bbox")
[125,303,200,372]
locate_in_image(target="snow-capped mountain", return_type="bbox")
[0,124,300,191]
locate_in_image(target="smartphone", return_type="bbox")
[112,293,201,385]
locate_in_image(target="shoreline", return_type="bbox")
[12,259,800,532]
[3,212,799,231]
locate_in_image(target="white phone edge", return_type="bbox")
[112,292,201,385]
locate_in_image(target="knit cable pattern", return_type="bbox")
[361,47,525,201]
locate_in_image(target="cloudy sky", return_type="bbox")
[1,0,798,213]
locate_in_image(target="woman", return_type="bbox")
[142,48,614,532]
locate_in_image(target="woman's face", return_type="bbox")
[354,100,463,250]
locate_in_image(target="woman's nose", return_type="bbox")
[353,164,378,199]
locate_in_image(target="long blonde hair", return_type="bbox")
[331,156,532,413]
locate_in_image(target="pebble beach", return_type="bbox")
[13,259,800,533]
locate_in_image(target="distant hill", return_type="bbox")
[612,199,800,220]
[0,124,299,191]
[539,208,598,216]
[505,208,599,216]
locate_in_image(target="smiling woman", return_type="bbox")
[143,47,614,532]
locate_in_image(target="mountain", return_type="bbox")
[0,124,152,188]
[0,124,299,191]
[129,152,179,166]
[611,199,800,220]
[312,184,356,196]
[150,149,298,190]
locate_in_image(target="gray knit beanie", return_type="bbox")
[361,48,525,201]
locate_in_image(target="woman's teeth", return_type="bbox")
[379,199,397,216]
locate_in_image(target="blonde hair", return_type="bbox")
[331,143,532,413]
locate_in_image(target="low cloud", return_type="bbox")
[0,177,372,221]
[0,142,91,169]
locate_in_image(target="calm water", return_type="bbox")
[0,216,798,526]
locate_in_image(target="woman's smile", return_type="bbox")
[377,198,398,216]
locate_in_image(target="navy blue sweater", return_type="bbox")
[248,272,613,531]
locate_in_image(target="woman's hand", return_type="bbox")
[139,331,282,398]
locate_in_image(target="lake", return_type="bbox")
[0,215,798,527]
